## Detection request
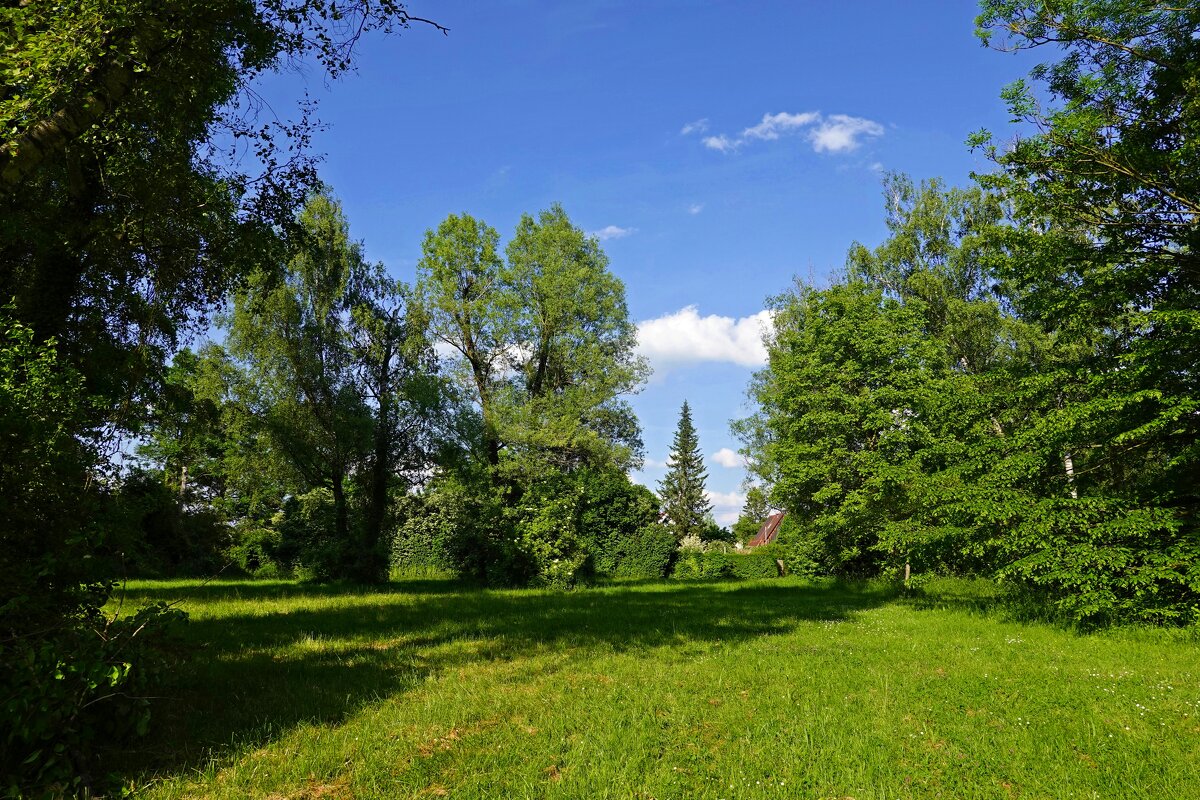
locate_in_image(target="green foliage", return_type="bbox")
[771,516,824,578]
[225,192,443,583]
[1,601,185,798]
[575,469,666,574]
[964,0,1200,622]
[103,468,230,576]
[509,487,590,589]
[671,550,782,580]
[736,280,944,577]
[731,486,771,543]
[658,401,712,541]
[609,525,678,580]
[395,473,529,587]
[737,153,1200,622]
[273,489,343,582]
[390,493,462,577]
[1,4,441,794]
[1,2,443,407]
[0,310,190,799]
[227,525,285,578]
[416,207,647,483]
[0,311,100,627]
[699,519,735,545]
[414,206,649,587]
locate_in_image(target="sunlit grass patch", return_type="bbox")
[113,578,1200,799]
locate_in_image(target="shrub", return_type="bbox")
[510,487,590,589]
[671,550,782,580]
[730,552,784,579]
[1,602,185,798]
[403,473,532,587]
[611,524,677,579]
[100,469,230,577]
[275,488,344,581]
[576,469,661,575]
[228,524,284,576]
[773,515,824,577]
[390,492,461,577]
[1,313,190,795]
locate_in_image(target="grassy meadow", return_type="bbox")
[110,578,1200,799]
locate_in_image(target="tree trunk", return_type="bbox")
[360,387,392,584]
[330,465,349,567]
[1063,451,1079,499]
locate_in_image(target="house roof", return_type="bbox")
[746,510,785,547]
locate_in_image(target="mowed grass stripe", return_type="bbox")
[111,578,1200,799]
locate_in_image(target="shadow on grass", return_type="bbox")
[895,576,1096,634]
[114,577,474,605]
[113,579,897,782]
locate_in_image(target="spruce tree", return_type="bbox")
[658,400,712,540]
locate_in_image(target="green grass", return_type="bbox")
[110,577,1200,799]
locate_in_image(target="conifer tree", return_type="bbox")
[658,401,712,540]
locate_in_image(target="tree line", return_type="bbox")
[735,1,1199,626]
[131,194,672,589]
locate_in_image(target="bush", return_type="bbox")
[1,602,185,798]
[275,488,344,581]
[101,469,230,577]
[671,550,783,580]
[390,492,462,577]
[228,524,284,576]
[576,469,662,575]
[509,486,590,589]
[1,313,190,795]
[773,516,824,578]
[611,524,677,579]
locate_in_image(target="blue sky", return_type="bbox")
[253,0,1037,524]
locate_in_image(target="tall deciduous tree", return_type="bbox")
[1,1,444,426]
[500,205,646,479]
[659,401,712,541]
[735,282,944,575]
[349,265,443,580]
[227,192,439,581]
[415,213,508,470]
[1,4,442,791]
[416,205,647,488]
[967,0,1200,622]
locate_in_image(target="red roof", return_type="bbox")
[746,511,785,547]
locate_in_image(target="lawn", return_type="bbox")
[111,577,1200,799]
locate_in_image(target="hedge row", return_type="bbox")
[671,550,784,580]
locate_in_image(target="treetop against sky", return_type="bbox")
[246,0,1038,524]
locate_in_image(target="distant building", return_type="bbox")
[746,510,785,548]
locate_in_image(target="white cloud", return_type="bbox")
[697,110,884,155]
[636,306,772,369]
[706,489,745,527]
[742,111,820,141]
[591,225,636,241]
[680,118,710,135]
[688,203,704,215]
[702,134,737,152]
[642,456,669,469]
[809,114,885,153]
[711,447,745,469]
